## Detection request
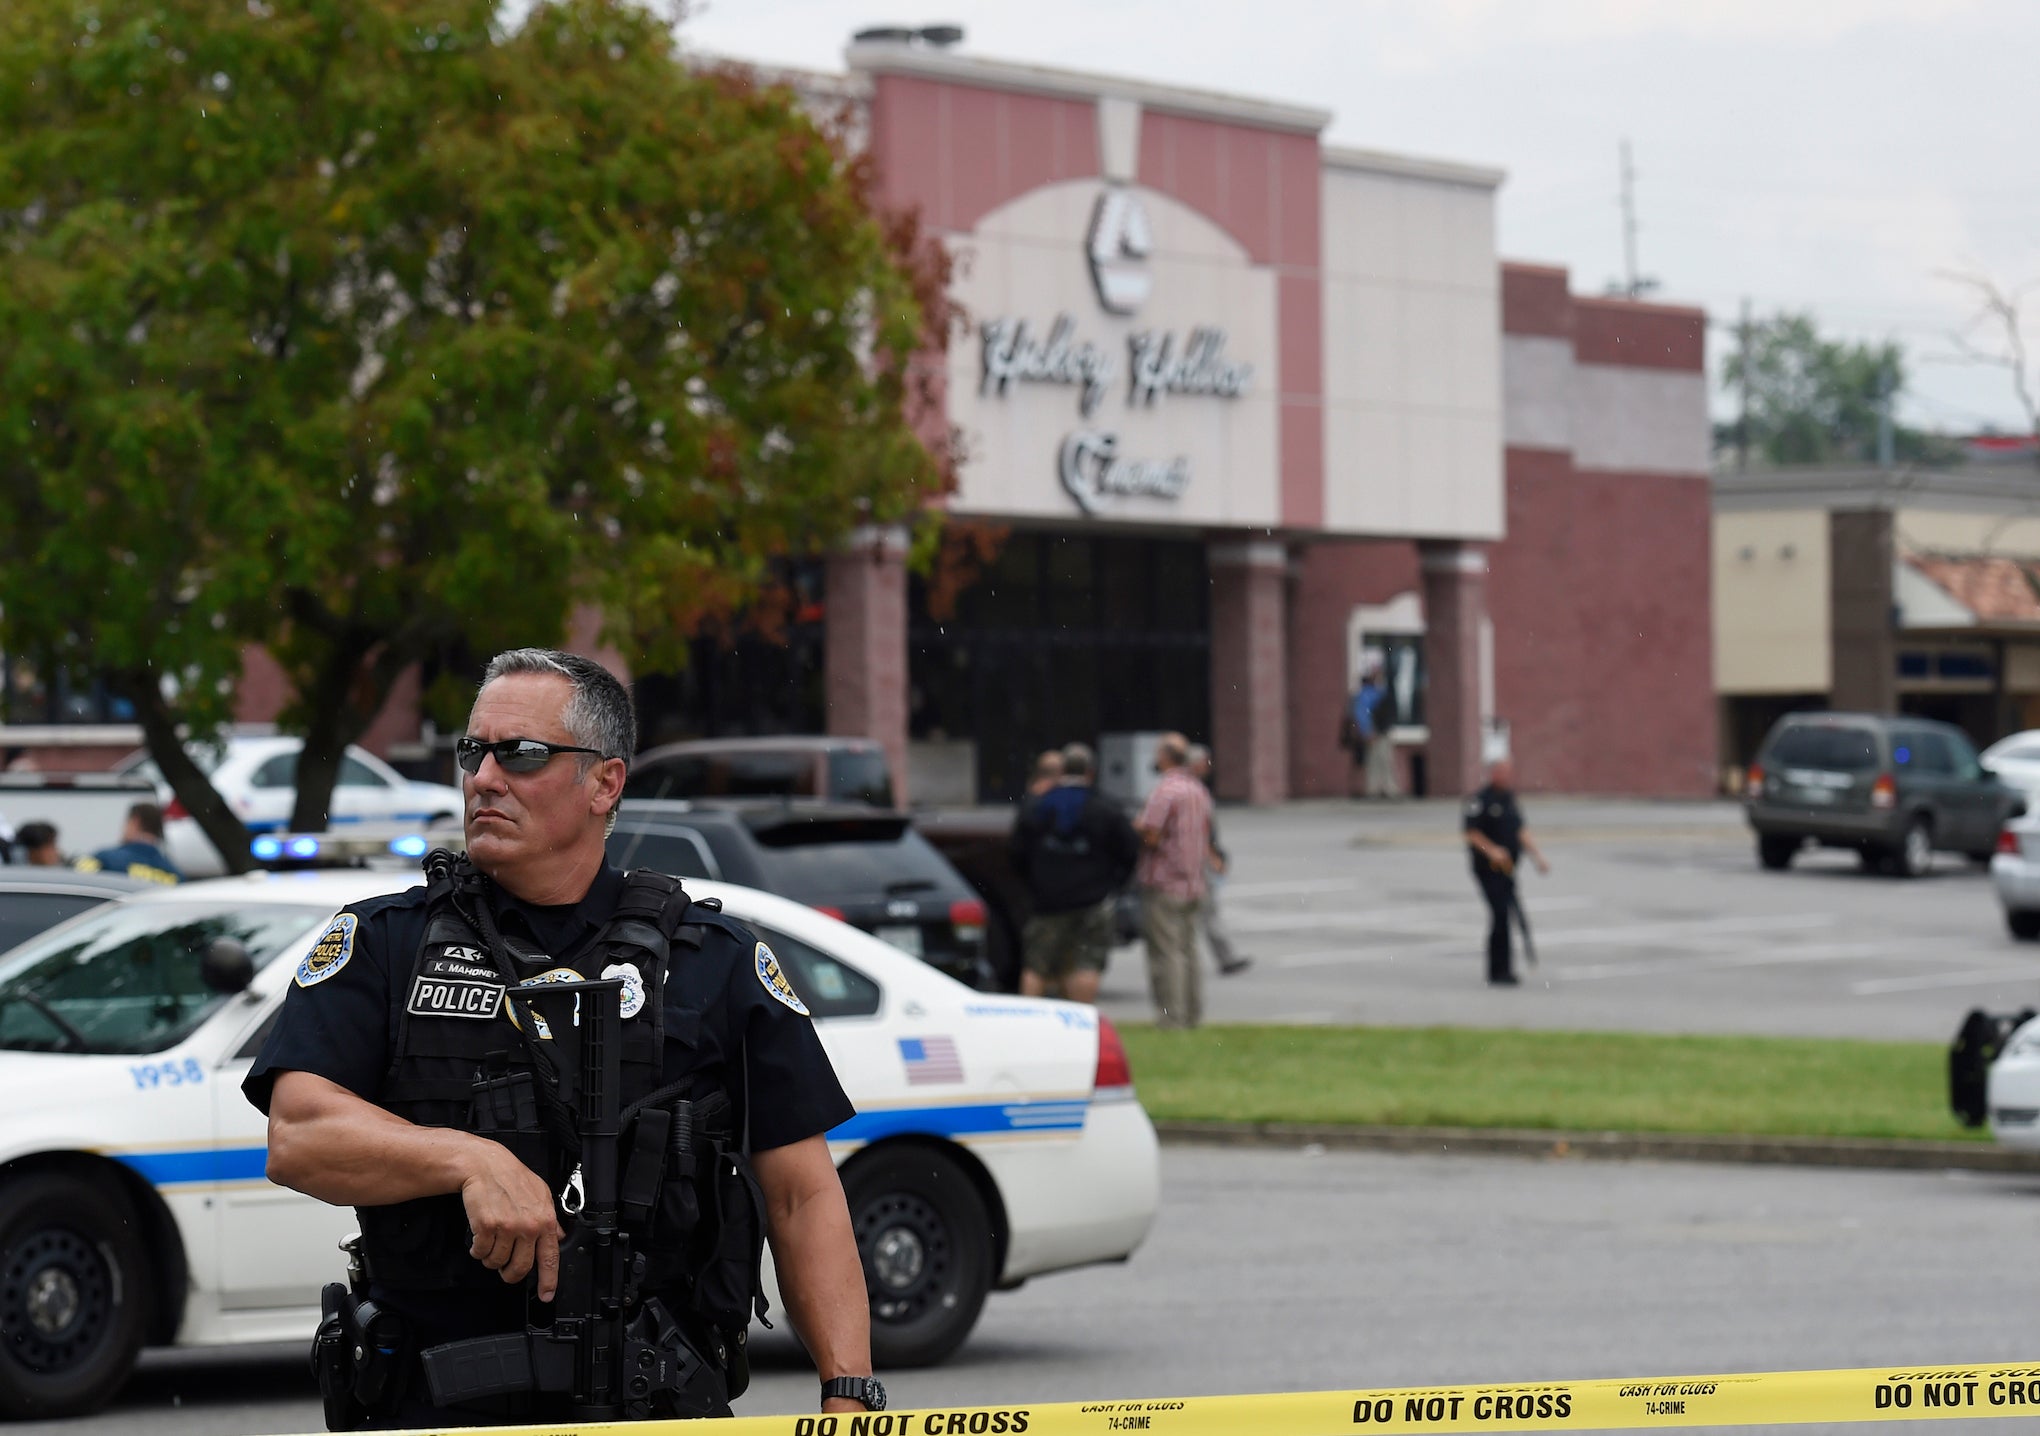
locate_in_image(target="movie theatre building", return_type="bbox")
[813,39,1715,804]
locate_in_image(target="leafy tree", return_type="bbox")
[0,0,950,868]
[1717,312,1958,468]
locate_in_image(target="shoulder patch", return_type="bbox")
[296,913,358,988]
[754,941,810,1016]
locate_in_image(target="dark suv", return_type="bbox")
[623,737,894,807]
[1746,712,2022,876]
[607,799,990,986]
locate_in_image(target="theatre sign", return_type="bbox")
[947,181,1281,526]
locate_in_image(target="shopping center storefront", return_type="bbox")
[815,39,1716,803]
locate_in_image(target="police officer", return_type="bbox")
[1463,759,1549,986]
[244,648,882,1428]
[75,803,180,883]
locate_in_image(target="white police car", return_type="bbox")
[1986,1014,2040,1147]
[0,866,1159,1418]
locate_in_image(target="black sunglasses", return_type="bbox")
[455,736,607,775]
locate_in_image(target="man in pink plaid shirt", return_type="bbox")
[1136,732,1214,1028]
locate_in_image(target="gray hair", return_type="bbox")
[1059,742,1095,779]
[478,648,636,772]
[1185,744,1210,767]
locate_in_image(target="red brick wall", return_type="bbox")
[825,533,911,804]
[1210,551,1289,804]
[1489,451,1716,795]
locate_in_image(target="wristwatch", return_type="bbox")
[822,1376,888,1411]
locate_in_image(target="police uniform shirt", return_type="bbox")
[1463,785,1524,872]
[76,840,181,885]
[244,863,852,1145]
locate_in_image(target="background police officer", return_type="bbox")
[244,648,879,1427]
[1463,759,1549,986]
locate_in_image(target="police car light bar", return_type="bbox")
[249,827,466,866]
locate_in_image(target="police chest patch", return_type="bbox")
[295,913,357,988]
[601,962,646,1020]
[509,966,583,1040]
[407,975,505,1021]
[755,941,809,1016]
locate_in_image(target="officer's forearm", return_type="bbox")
[754,1138,871,1384]
[266,1069,492,1207]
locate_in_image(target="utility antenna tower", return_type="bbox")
[1617,139,1659,300]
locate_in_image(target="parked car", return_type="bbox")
[1744,712,2021,876]
[115,737,463,878]
[1989,807,2040,938]
[1986,1013,2040,1148]
[625,736,894,807]
[0,869,1158,1416]
[0,868,144,954]
[1981,729,2040,810]
[609,800,992,987]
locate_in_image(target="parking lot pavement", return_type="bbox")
[1095,798,2040,1041]
[75,1146,2035,1434]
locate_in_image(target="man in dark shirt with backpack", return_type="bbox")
[1009,742,1140,1004]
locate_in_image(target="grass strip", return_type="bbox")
[1118,1025,1983,1143]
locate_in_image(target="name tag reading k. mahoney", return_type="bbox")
[407,974,506,1020]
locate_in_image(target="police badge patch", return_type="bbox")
[296,913,357,988]
[755,942,810,1016]
[601,962,646,1020]
[509,966,582,1040]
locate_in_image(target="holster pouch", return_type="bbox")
[312,1282,410,1431]
[691,1151,769,1336]
[313,1284,364,1431]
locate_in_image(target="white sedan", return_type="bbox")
[116,737,463,877]
[1982,730,2040,810]
[0,868,1158,1418]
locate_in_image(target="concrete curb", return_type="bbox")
[1152,1119,2040,1174]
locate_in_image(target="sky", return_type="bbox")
[674,0,2040,436]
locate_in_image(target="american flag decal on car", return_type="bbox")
[898,1035,964,1085]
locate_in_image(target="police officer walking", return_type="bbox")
[245,649,882,1428]
[1463,759,1549,987]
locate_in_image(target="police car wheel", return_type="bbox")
[0,1173,151,1420]
[843,1148,992,1368]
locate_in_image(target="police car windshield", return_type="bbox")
[0,901,330,1055]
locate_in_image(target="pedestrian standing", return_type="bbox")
[15,821,61,867]
[1026,748,1064,799]
[1463,759,1549,986]
[1008,743,1139,1005]
[1135,733,1213,1028]
[1359,666,1400,799]
[1185,745,1250,976]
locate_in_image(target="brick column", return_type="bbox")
[1420,541,1488,797]
[825,525,911,805]
[1208,539,1290,805]
[1829,509,1895,715]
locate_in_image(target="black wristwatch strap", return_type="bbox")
[822,1376,886,1411]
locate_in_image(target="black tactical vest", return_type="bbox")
[355,854,761,1327]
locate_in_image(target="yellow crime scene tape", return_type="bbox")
[301,1360,2040,1436]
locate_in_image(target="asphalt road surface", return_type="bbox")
[33,1144,2036,1436]
[1093,798,2040,1042]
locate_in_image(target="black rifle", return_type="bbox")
[418,978,726,1420]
